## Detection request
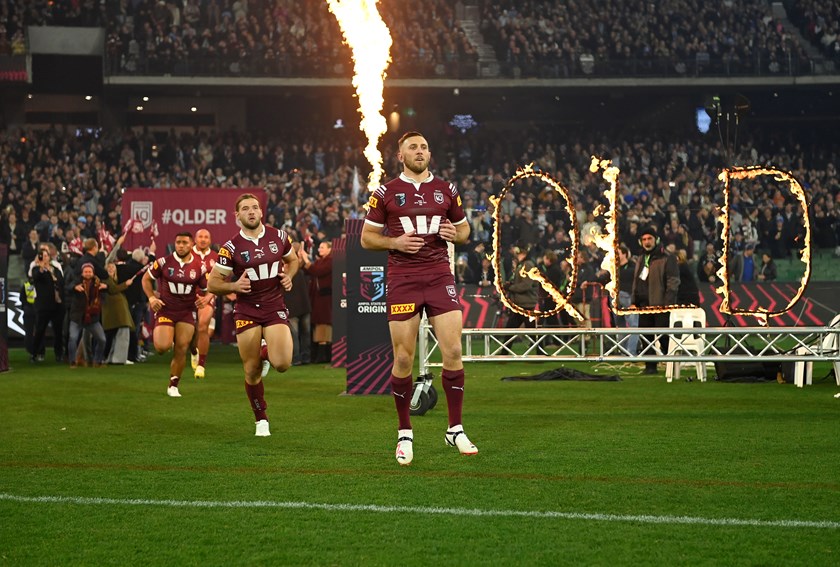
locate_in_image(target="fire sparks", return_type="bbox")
[588,157,698,316]
[717,167,811,325]
[326,0,392,190]
[485,159,811,327]
[488,163,583,321]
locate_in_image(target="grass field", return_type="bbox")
[1,345,839,566]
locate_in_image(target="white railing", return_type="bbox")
[418,323,840,375]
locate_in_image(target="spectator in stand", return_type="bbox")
[301,240,333,364]
[102,259,136,365]
[632,225,679,374]
[757,252,777,282]
[286,242,312,366]
[615,244,639,355]
[30,244,65,364]
[120,245,153,363]
[741,244,758,282]
[67,263,108,368]
[0,210,25,254]
[676,249,700,305]
[21,229,40,267]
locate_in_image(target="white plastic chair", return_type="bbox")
[793,314,840,388]
[666,308,707,383]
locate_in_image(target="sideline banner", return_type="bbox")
[330,235,347,369]
[344,219,392,395]
[119,188,266,251]
[0,245,8,372]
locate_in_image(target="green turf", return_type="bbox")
[1,346,838,565]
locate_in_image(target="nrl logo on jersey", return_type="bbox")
[395,193,406,207]
[167,267,175,276]
[434,190,444,204]
[269,241,278,254]
[240,250,250,263]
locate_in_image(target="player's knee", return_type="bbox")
[394,352,414,371]
[274,361,291,373]
[441,343,463,361]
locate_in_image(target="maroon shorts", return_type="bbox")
[234,301,290,334]
[154,307,197,327]
[387,271,462,322]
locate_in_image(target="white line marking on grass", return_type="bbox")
[1,493,838,529]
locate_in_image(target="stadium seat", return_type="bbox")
[793,314,840,388]
[666,308,707,383]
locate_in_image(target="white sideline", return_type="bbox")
[1,493,838,529]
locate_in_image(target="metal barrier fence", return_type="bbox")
[418,323,840,375]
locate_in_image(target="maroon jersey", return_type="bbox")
[215,225,293,313]
[148,253,208,311]
[364,172,467,276]
[193,246,218,274]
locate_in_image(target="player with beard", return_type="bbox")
[361,131,478,466]
[189,228,219,379]
[207,193,299,437]
[142,232,210,397]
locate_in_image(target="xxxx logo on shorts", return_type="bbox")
[158,316,173,323]
[390,303,415,315]
[236,319,254,329]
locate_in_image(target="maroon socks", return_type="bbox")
[441,368,465,427]
[390,375,413,430]
[245,381,268,422]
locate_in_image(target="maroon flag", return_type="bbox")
[98,225,116,253]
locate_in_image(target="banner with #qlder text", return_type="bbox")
[119,188,267,252]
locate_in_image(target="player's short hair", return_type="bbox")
[398,131,426,148]
[235,193,260,211]
[175,231,194,240]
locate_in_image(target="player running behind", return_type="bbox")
[190,228,219,379]
[207,194,299,437]
[142,231,210,397]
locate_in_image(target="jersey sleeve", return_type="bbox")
[363,186,386,227]
[148,257,164,279]
[283,232,294,257]
[448,183,468,225]
[215,241,234,273]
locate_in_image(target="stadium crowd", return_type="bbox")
[0,0,477,78]
[2,122,838,267]
[2,120,838,361]
[1,0,828,79]
[788,0,840,66]
[479,0,813,78]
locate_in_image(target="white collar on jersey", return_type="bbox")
[173,252,194,267]
[192,245,211,258]
[239,225,266,243]
[399,171,434,187]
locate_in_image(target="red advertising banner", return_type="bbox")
[119,188,267,251]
